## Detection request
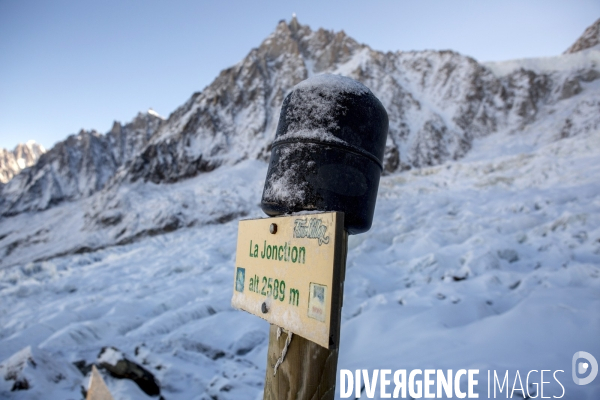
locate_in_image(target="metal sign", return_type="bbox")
[231,211,345,349]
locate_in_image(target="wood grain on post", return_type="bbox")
[263,231,348,400]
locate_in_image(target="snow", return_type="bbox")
[0,159,266,269]
[98,348,124,367]
[262,159,306,204]
[0,346,82,398]
[293,73,370,96]
[1,124,599,398]
[483,49,600,77]
[274,128,348,145]
[280,74,371,147]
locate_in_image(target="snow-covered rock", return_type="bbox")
[97,346,161,397]
[0,141,45,184]
[564,18,600,54]
[127,16,599,186]
[0,112,163,216]
[0,346,82,397]
[124,19,515,183]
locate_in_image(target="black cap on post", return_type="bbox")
[261,74,389,234]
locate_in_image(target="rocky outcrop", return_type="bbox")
[125,17,573,184]
[97,347,161,397]
[0,141,45,184]
[0,112,163,216]
[564,18,600,54]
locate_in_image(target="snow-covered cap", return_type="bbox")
[262,74,389,234]
[272,74,388,167]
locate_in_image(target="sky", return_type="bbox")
[0,0,598,151]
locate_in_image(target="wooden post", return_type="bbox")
[86,365,114,400]
[263,231,348,400]
[253,74,388,399]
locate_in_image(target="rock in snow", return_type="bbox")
[97,347,161,397]
[0,346,81,397]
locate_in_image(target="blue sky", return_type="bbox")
[1,0,598,150]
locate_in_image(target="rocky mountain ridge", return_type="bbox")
[0,112,163,216]
[0,141,45,184]
[564,17,600,54]
[1,17,599,220]
[126,17,600,187]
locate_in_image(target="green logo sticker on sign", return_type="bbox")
[235,268,245,293]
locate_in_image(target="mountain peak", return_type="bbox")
[0,141,46,184]
[268,16,312,43]
[289,13,300,33]
[564,18,600,54]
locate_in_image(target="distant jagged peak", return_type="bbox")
[289,12,300,33]
[273,14,308,36]
[0,140,46,184]
[17,140,45,155]
[259,16,364,76]
[257,17,308,59]
[117,109,165,125]
[0,109,164,215]
[110,110,166,137]
[68,128,103,142]
[1,140,46,154]
[264,16,358,51]
[17,141,46,166]
[110,120,122,133]
[564,18,600,54]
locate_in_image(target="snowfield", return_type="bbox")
[1,122,599,398]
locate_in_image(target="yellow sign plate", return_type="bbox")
[231,212,345,349]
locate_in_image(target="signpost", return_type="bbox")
[231,73,389,400]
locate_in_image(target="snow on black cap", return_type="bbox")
[262,74,389,234]
[273,74,388,168]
